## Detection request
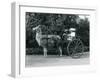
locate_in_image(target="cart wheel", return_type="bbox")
[67,39,84,58]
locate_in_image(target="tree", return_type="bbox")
[77,17,90,46]
[26,12,79,48]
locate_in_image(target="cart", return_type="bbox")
[45,28,84,58]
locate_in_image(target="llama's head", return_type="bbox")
[32,25,41,33]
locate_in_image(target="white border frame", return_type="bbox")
[11,2,96,78]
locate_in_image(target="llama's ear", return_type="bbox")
[32,27,36,31]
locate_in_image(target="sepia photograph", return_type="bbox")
[25,12,90,67]
[11,2,96,77]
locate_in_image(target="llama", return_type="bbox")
[32,25,62,56]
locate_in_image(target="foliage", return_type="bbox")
[77,18,90,46]
[26,12,89,51]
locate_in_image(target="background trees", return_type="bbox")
[26,12,89,54]
[77,17,90,51]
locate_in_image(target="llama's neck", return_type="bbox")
[36,31,42,46]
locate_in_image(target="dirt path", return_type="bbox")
[25,52,89,67]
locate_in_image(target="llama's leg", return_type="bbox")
[43,47,47,56]
[59,47,62,56]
